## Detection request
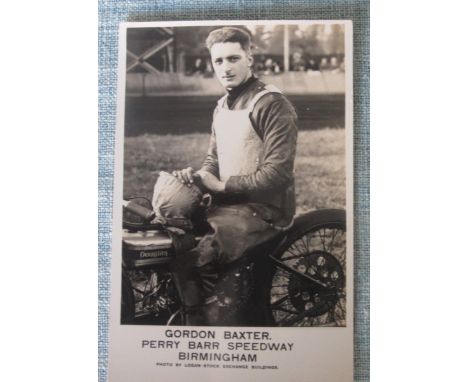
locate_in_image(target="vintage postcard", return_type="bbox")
[109,19,353,382]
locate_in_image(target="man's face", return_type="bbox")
[210,42,253,89]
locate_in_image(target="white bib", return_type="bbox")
[213,85,281,182]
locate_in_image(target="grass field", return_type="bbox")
[124,128,345,213]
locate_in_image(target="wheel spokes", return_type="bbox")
[270,256,328,288]
[269,225,346,327]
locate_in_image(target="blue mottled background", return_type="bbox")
[98,1,369,381]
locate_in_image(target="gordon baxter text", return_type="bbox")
[163,329,271,340]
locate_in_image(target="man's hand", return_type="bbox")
[173,167,196,186]
[197,170,226,193]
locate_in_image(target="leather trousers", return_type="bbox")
[170,204,282,325]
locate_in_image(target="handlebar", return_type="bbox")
[122,200,156,222]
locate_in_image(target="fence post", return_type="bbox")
[284,24,290,72]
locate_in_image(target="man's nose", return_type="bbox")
[222,62,233,74]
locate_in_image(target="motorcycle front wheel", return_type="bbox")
[264,209,347,327]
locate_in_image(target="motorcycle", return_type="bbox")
[121,197,347,327]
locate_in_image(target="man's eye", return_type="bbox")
[229,57,239,62]
[215,60,222,65]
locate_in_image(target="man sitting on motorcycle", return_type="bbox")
[172,26,298,325]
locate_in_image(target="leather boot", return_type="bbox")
[183,305,206,326]
[170,262,207,325]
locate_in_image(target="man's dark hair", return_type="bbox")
[205,27,252,52]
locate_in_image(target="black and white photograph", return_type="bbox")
[108,19,353,382]
[119,21,350,328]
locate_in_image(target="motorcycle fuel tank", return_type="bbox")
[122,229,175,268]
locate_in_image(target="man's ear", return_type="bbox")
[247,54,254,67]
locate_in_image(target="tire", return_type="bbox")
[120,270,135,324]
[263,209,347,327]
